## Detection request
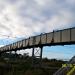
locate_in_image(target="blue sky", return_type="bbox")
[43,45,75,60]
[0,0,75,60]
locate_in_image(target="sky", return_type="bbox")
[0,0,75,60]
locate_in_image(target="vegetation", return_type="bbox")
[0,53,66,75]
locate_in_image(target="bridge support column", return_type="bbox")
[32,46,43,68]
[14,51,17,60]
[15,50,17,56]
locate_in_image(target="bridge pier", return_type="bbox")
[14,51,17,59]
[32,46,43,68]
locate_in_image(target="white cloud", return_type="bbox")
[0,0,75,59]
[0,0,75,45]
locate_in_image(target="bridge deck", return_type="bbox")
[0,27,75,52]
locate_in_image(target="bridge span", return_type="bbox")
[0,27,75,52]
[0,27,75,67]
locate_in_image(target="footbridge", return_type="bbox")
[0,27,75,67]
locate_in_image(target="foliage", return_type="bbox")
[0,53,66,75]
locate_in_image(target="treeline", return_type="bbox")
[0,52,66,75]
[0,52,66,62]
